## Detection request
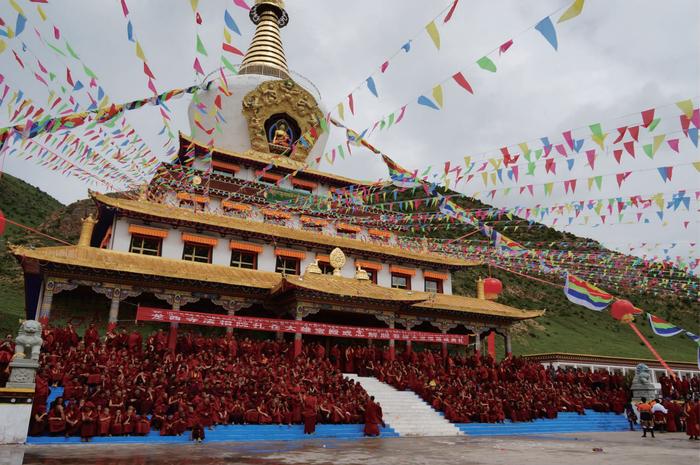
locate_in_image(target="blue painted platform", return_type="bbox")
[456,410,628,436]
[28,424,399,444]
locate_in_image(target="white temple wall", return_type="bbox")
[112,218,132,252]
[111,217,455,293]
[161,230,183,260]
[443,274,453,294]
[258,244,277,272]
[376,266,392,288]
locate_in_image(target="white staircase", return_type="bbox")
[344,374,463,437]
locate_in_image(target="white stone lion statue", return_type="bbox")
[14,320,43,360]
[632,363,653,387]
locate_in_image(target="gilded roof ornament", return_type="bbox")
[239,0,290,78]
[329,248,346,276]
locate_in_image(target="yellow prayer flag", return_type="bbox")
[190,0,199,12]
[558,0,585,23]
[425,21,440,50]
[135,41,146,61]
[337,102,345,120]
[481,172,489,186]
[0,39,5,55]
[652,134,665,155]
[223,28,232,44]
[591,133,607,150]
[9,0,25,15]
[676,99,694,118]
[432,84,443,108]
[692,162,700,172]
[37,5,47,21]
[490,172,497,185]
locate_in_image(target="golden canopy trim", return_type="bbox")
[241,80,323,162]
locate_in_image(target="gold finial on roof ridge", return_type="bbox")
[239,0,290,78]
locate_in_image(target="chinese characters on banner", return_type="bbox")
[136,306,468,345]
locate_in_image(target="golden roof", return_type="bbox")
[180,133,377,187]
[276,273,429,303]
[93,193,478,268]
[11,245,280,290]
[412,292,544,320]
[11,245,539,320]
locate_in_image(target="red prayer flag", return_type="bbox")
[452,72,473,94]
[348,94,355,115]
[623,140,635,157]
[443,0,460,23]
[499,39,514,54]
[628,125,640,141]
[380,61,389,73]
[222,43,244,56]
[120,0,129,16]
[641,108,655,128]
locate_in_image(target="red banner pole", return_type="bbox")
[627,322,676,378]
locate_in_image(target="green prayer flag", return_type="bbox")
[642,144,654,159]
[476,56,497,72]
[647,118,661,132]
[66,42,79,59]
[195,34,208,56]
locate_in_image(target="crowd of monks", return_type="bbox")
[2,325,698,441]
[21,325,381,440]
[338,344,629,423]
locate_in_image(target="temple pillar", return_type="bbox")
[155,292,199,352]
[37,278,78,325]
[441,333,448,359]
[474,332,481,354]
[375,313,395,361]
[37,280,55,325]
[93,285,142,331]
[212,297,252,335]
[108,293,120,331]
[293,308,303,357]
[487,331,496,358]
[505,331,513,357]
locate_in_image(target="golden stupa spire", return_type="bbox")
[238,0,290,79]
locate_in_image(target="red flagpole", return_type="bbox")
[627,322,676,378]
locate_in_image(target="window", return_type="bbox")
[179,199,207,211]
[365,269,378,285]
[230,251,257,270]
[276,256,300,275]
[182,243,212,263]
[130,235,162,256]
[319,262,334,275]
[391,274,411,290]
[424,278,443,293]
[213,168,235,178]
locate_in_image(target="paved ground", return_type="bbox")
[2,432,699,465]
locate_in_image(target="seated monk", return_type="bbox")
[48,403,66,436]
[80,403,97,442]
[98,407,112,436]
[30,405,48,436]
[110,409,124,436]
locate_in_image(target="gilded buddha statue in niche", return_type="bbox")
[272,121,291,147]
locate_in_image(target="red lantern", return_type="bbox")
[483,278,503,300]
[0,209,5,237]
[610,299,639,321]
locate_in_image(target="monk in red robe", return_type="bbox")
[98,407,112,436]
[80,403,97,442]
[48,401,66,436]
[686,399,700,440]
[363,396,383,436]
[302,392,318,434]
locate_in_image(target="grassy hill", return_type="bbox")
[0,173,697,362]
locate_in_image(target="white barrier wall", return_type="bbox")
[0,401,32,444]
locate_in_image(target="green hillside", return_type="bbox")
[0,173,697,362]
[0,173,63,335]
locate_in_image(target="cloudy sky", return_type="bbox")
[0,0,698,266]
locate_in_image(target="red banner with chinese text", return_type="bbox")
[136,306,468,345]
